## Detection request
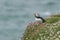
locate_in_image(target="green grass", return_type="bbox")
[46,17,60,24]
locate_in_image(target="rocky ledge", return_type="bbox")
[21,14,60,40]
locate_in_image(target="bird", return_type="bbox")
[34,13,46,23]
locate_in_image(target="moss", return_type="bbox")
[22,14,60,40]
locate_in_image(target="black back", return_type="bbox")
[35,16,46,23]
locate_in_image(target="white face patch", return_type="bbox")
[35,13,40,17]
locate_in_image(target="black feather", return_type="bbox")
[35,16,45,23]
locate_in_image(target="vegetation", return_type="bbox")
[21,14,60,40]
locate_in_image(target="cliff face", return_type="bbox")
[22,14,60,40]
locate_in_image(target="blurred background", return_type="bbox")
[0,0,60,40]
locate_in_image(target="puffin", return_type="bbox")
[34,13,45,23]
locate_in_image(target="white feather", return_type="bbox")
[35,18,42,23]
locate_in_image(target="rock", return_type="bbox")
[21,14,60,40]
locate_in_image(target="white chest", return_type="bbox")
[35,18,43,22]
